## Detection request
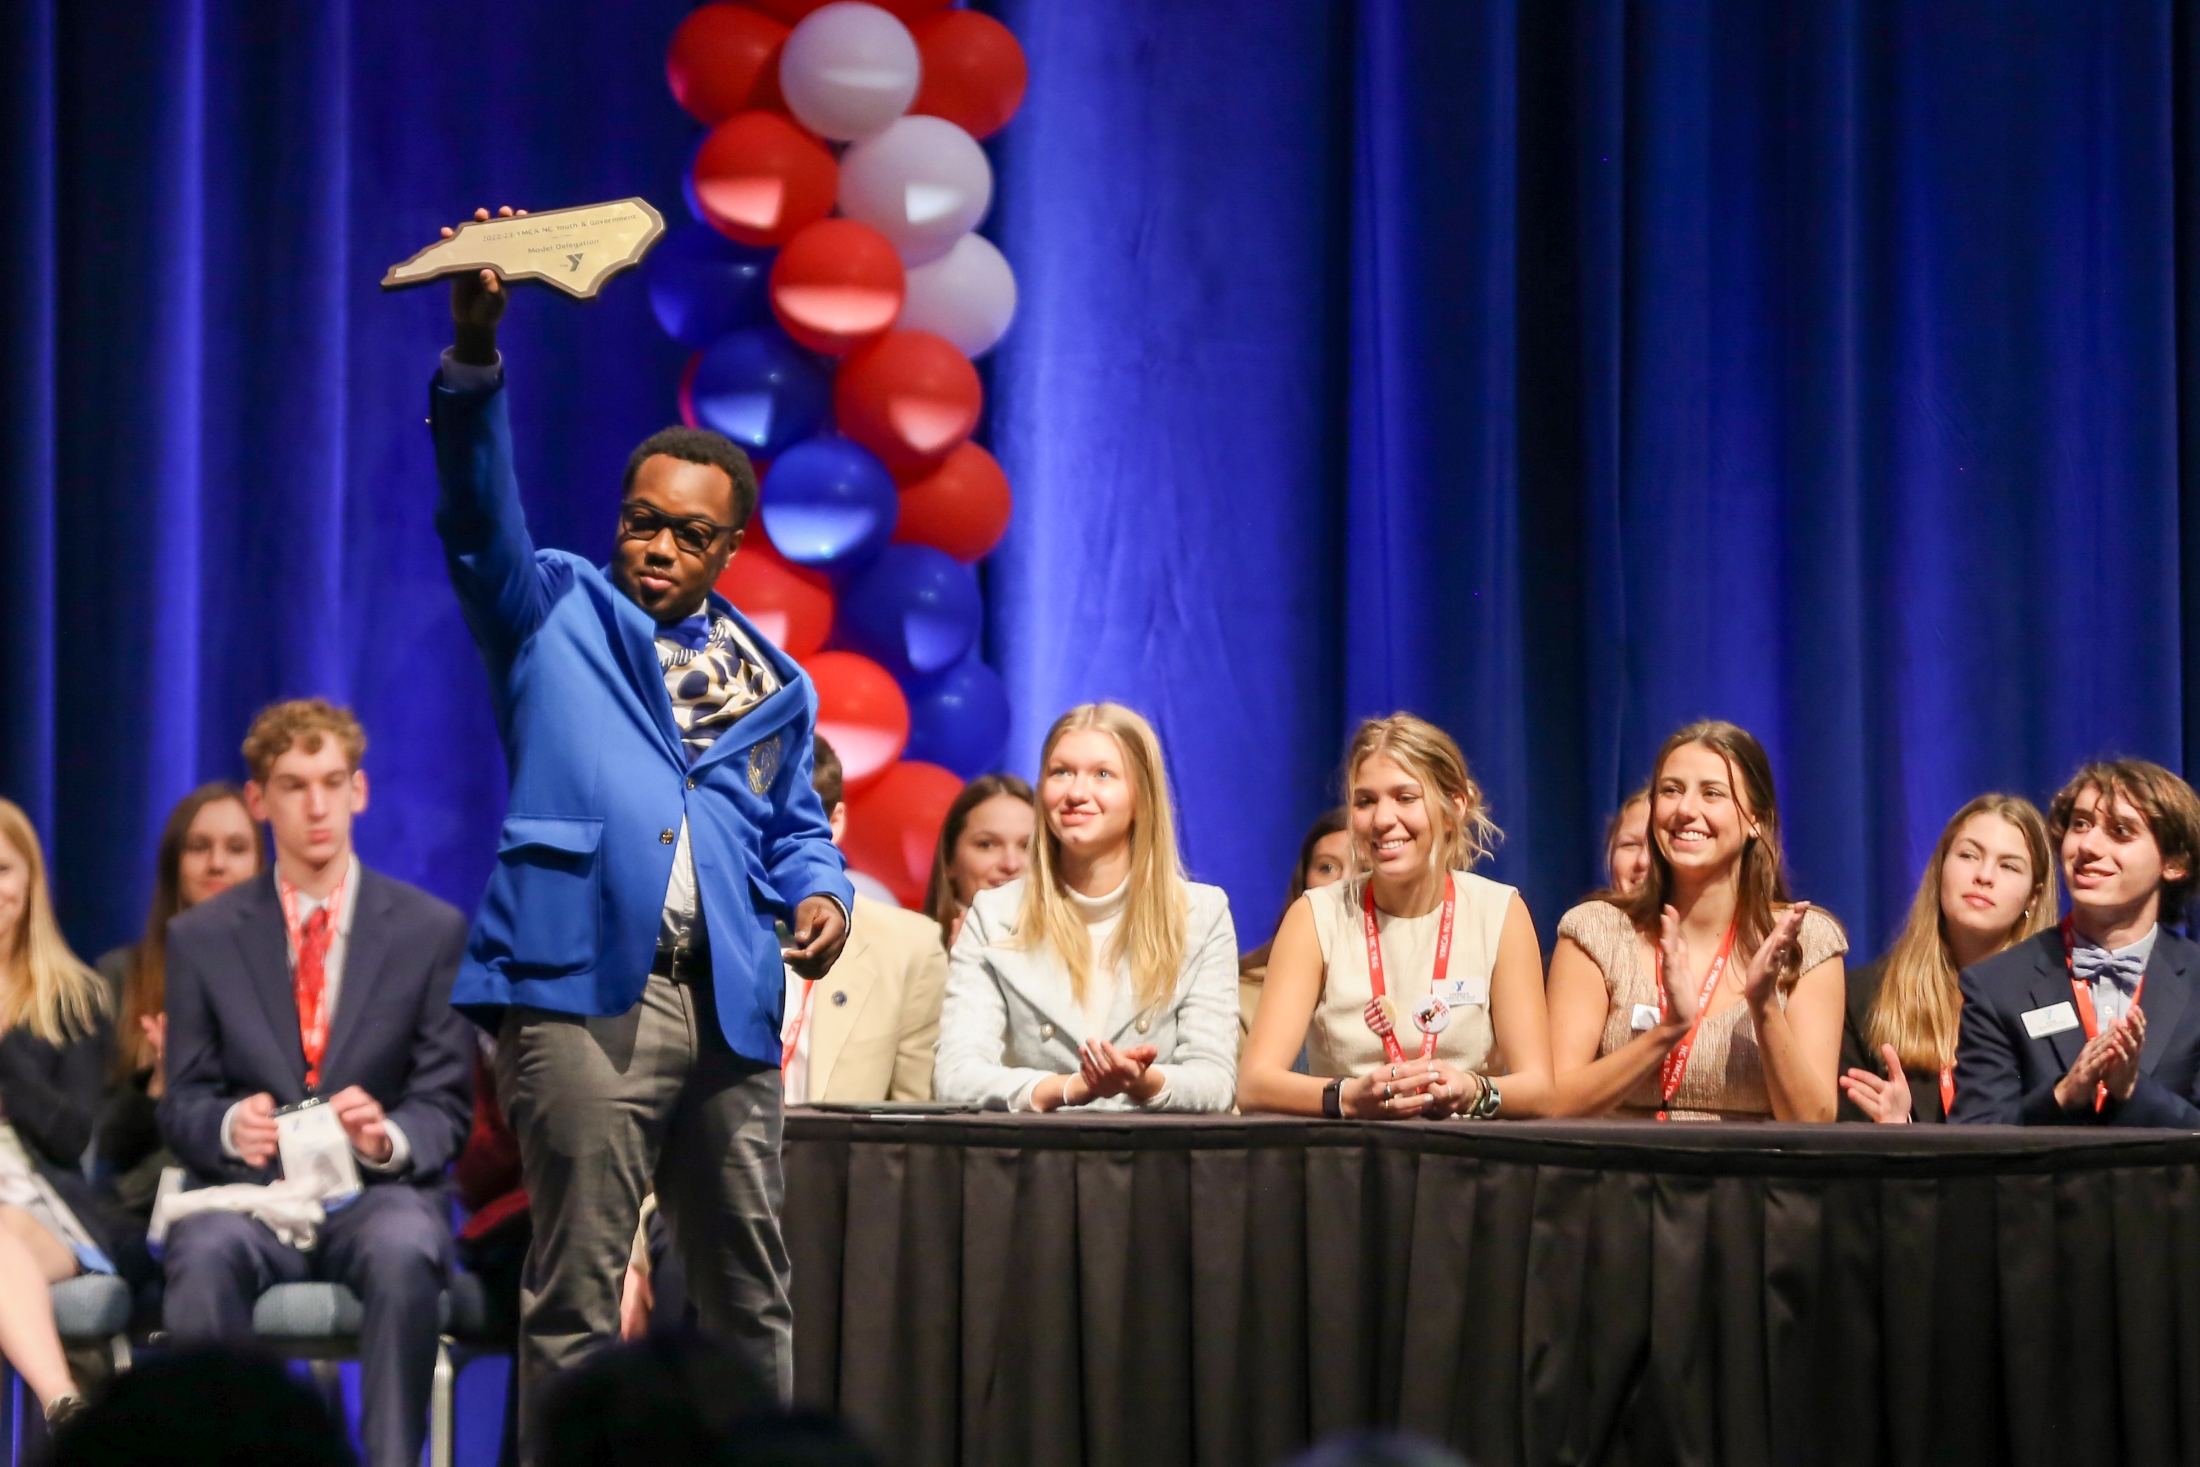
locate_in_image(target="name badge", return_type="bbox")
[2022,1001,2082,1040]
[1631,1003,1662,1033]
[274,1097,362,1203]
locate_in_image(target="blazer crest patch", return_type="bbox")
[747,734,783,795]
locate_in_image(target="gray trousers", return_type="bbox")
[497,970,791,1461]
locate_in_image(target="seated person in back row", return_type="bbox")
[158,701,473,1467]
[781,736,948,1106]
[1951,759,2200,1127]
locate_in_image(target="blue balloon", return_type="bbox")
[759,438,899,573]
[689,327,831,459]
[682,133,710,225]
[905,653,1010,777]
[834,544,983,684]
[647,223,772,348]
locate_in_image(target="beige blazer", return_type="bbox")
[806,893,948,1104]
[933,877,1241,1111]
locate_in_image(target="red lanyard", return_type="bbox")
[1653,922,1738,1121]
[2062,915,2144,1114]
[782,979,816,1072]
[1938,1066,1954,1117]
[1362,878,1456,1063]
[277,865,348,1090]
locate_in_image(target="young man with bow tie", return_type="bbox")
[427,208,851,1453]
[1950,759,2200,1126]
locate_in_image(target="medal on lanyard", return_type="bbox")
[2061,915,2143,1114]
[1361,879,1457,1064]
[1653,922,1738,1122]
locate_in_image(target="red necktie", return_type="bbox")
[296,906,333,1089]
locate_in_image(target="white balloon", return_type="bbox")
[778,2,920,143]
[838,115,994,266]
[896,233,1017,357]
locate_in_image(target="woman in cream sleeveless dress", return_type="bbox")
[1303,869,1514,1080]
[1239,714,1561,1120]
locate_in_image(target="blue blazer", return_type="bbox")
[159,867,474,1185]
[1949,924,2200,1127]
[430,372,852,1066]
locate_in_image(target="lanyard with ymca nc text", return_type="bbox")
[1362,879,1457,1063]
[1654,922,1738,1122]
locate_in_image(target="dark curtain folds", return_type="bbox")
[787,1113,2200,1467]
[984,0,2200,954]
[1,0,696,947]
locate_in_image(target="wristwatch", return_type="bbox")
[1322,1077,1344,1118]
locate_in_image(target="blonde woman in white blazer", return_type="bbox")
[934,704,1241,1112]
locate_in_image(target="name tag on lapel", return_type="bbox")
[2022,1001,2082,1039]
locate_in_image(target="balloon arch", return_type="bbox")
[650,1,1026,908]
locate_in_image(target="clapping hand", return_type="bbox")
[1656,906,1700,1026]
[2102,1007,2147,1105]
[1740,903,1812,1010]
[1839,1043,1915,1124]
[1079,1040,1159,1101]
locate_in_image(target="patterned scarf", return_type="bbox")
[657,610,774,762]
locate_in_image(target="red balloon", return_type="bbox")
[716,525,833,659]
[803,651,910,794]
[691,111,837,247]
[833,331,983,477]
[893,442,1011,562]
[666,5,789,126]
[755,0,947,19]
[842,760,964,907]
[909,12,1028,140]
[768,219,907,356]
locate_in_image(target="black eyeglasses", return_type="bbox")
[619,502,734,558]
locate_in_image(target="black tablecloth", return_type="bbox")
[784,1113,2200,1467]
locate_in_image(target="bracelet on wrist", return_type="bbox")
[1322,1076,1344,1119]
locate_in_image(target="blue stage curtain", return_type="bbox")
[4,0,2199,971]
[986,0,2200,956]
[0,0,695,950]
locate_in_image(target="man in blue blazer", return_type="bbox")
[427,208,852,1443]
[1951,759,2200,1126]
[160,700,473,1467]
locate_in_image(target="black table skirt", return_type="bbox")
[783,1113,2200,1467]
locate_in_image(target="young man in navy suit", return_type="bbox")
[1950,759,2200,1126]
[159,700,473,1467]
[427,208,852,1450]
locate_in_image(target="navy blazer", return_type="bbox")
[429,369,852,1065]
[158,867,474,1185]
[1949,924,2200,1127]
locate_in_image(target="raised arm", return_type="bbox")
[429,207,557,665]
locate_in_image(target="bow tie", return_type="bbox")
[2073,945,2147,994]
[657,610,712,652]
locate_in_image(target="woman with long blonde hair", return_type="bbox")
[1238,714,1558,1120]
[933,704,1240,1111]
[1839,795,2057,1123]
[1548,721,1849,1121]
[0,798,130,1425]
